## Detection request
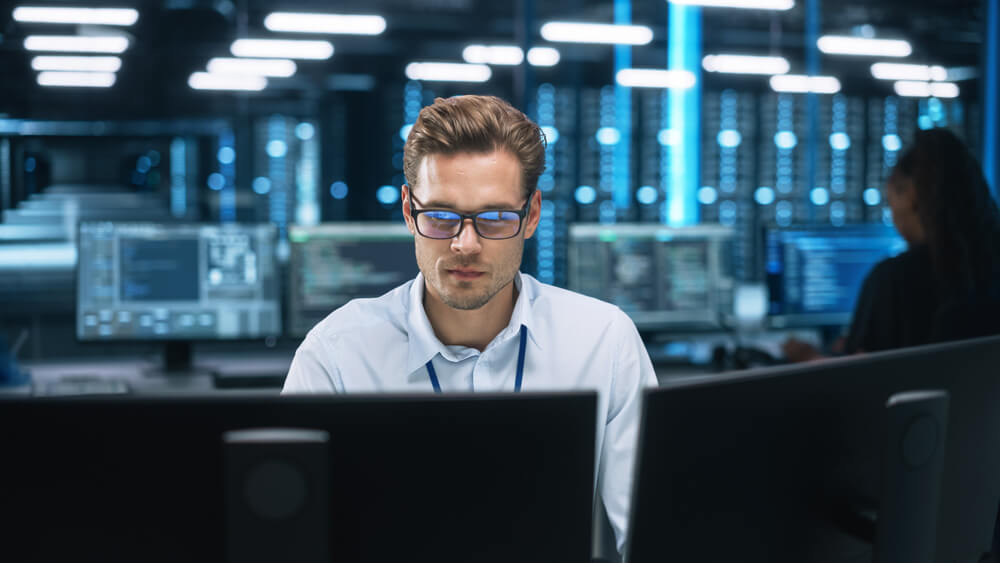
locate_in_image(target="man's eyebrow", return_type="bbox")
[419,200,522,211]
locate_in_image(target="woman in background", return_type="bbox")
[784,127,1000,361]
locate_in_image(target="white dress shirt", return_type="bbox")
[283,272,658,551]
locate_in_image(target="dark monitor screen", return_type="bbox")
[76,222,281,340]
[288,223,417,337]
[0,392,597,563]
[627,335,1000,562]
[568,223,732,330]
[765,224,907,327]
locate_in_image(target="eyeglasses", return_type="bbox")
[409,193,530,240]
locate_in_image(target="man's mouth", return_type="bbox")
[446,268,485,280]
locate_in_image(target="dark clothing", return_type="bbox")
[844,244,1000,354]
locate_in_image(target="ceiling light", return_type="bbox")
[702,54,789,75]
[13,7,138,26]
[540,22,653,45]
[230,39,333,60]
[263,12,386,35]
[188,72,267,91]
[207,58,297,77]
[31,56,121,72]
[462,45,524,65]
[405,62,491,82]
[769,74,841,94]
[527,47,560,67]
[817,35,912,57]
[893,81,960,98]
[946,67,978,81]
[24,35,129,53]
[667,0,793,9]
[616,68,696,89]
[870,62,947,81]
[37,71,116,87]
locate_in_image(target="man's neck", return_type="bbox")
[423,280,518,352]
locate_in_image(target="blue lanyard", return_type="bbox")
[426,324,527,393]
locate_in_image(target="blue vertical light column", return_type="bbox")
[665,2,700,226]
[805,0,821,223]
[613,0,632,217]
[535,84,558,285]
[985,0,999,198]
[295,121,320,225]
[218,129,236,223]
[267,115,289,246]
[169,138,187,218]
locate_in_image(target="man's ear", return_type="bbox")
[522,190,542,240]
[401,185,416,236]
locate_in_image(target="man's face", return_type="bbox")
[402,150,540,310]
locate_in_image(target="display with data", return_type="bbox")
[568,224,732,330]
[288,223,417,337]
[765,224,907,327]
[77,222,281,340]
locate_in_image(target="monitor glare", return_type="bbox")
[766,224,907,327]
[626,334,1000,563]
[0,393,597,563]
[288,223,417,337]
[568,223,732,330]
[77,222,281,370]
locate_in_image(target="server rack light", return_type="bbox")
[817,36,912,57]
[31,56,121,72]
[188,73,267,91]
[230,39,333,60]
[540,22,653,45]
[404,62,491,82]
[871,62,947,82]
[207,58,297,77]
[667,0,793,9]
[24,35,129,53]
[263,12,386,35]
[36,71,115,87]
[702,54,789,75]
[13,7,138,26]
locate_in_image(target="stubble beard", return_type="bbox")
[419,245,523,311]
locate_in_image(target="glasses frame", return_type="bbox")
[408,192,532,240]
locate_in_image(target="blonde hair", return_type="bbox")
[403,95,546,198]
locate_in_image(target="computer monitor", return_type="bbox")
[567,223,733,330]
[765,224,907,327]
[626,334,1000,562]
[76,222,281,372]
[0,392,597,563]
[288,223,418,337]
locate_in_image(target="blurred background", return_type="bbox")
[0,0,996,379]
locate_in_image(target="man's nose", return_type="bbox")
[451,218,483,254]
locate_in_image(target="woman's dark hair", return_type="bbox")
[892,127,1000,295]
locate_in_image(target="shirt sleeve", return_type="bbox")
[282,331,344,394]
[600,309,658,553]
[844,259,897,354]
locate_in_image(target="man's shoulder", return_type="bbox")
[523,275,630,328]
[305,281,412,344]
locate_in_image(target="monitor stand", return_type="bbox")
[145,341,214,378]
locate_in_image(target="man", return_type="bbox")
[284,95,657,552]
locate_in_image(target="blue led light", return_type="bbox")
[596,127,621,146]
[399,124,413,142]
[147,150,161,166]
[697,186,718,205]
[575,185,597,205]
[918,115,933,130]
[829,132,851,151]
[774,131,798,150]
[216,146,235,165]
[207,173,225,191]
[376,185,399,205]
[754,186,775,205]
[330,181,349,200]
[24,157,36,173]
[295,122,315,141]
[136,155,152,173]
[252,177,271,194]
[863,188,882,206]
[540,125,560,145]
[810,187,830,206]
[266,140,288,158]
[882,134,902,152]
[636,186,658,205]
[657,128,676,147]
[717,129,742,148]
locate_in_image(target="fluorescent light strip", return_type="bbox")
[207,58,297,77]
[31,55,121,72]
[540,22,653,45]
[24,35,129,53]
[37,71,116,87]
[616,68,696,88]
[188,72,267,91]
[527,47,560,66]
[894,81,960,98]
[263,12,386,35]
[946,66,978,81]
[463,45,524,65]
[817,35,912,57]
[871,62,947,81]
[667,0,793,9]
[230,39,333,60]
[404,62,491,82]
[13,7,138,26]
[702,54,789,74]
[769,74,841,94]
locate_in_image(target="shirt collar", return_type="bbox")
[404,271,540,375]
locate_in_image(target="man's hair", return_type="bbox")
[403,95,546,199]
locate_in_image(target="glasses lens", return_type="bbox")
[418,211,462,239]
[475,210,521,239]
